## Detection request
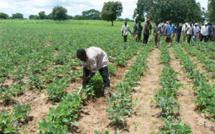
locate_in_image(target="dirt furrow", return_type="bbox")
[125,47,163,134]
[169,48,215,134]
[72,51,139,134]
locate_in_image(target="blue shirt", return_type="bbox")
[166,24,175,35]
[209,25,213,35]
[176,26,182,36]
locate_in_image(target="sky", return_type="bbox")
[0,0,208,19]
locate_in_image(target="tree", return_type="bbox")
[12,13,23,19]
[52,6,68,20]
[101,1,123,26]
[82,9,101,20]
[208,0,215,22]
[47,13,53,20]
[133,0,202,23]
[38,11,46,19]
[0,12,9,19]
[29,15,39,20]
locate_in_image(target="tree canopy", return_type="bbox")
[52,6,68,20]
[0,12,9,19]
[29,15,39,20]
[38,11,46,19]
[82,9,101,20]
[133,0,203,23]
[12,13,23,19]
[101,1,123,26]
[208,0,215,22]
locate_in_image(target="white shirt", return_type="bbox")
[182,23,188,34]
[121,25,131,36]
[186,25,193,35]
[193,26,199,36]
[201,26,209,36]
[80,47,108,72]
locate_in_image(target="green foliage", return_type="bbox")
[208,0,215,22]
[38,94,82,133]
[0,112,18,134]
[28,75,44,90]
[101,1,123,26]
[52,6,68,20]
[0,12,9,19]
[12,102,31,123]
[82,9,101,20]
[46,77,69,102]
[12,13,23,19]
[158,118,191,134]
[29,15,39,20]
[38,11,46,20]
[134,0,203,23]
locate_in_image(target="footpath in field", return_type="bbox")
[169,48,215,134]
[72,50,139,134]
[126,47,163,134]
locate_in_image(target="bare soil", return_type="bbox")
[124,47,163,134]
[170,48,215,134]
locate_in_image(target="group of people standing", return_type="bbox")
[121,20,215,46]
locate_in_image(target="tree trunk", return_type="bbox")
[111,21,114,26]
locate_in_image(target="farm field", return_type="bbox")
[0,20,215,134]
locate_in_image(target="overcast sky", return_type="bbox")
[1,0,208,19]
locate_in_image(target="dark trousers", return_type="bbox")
[187,35,192,43]
[83,66,110,87]
[176,35,181,43]
[200,35,207,42]
[123,35,127,42]
[143,34,149,44]
[208,35,213,41]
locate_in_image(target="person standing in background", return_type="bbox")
[154,20,162,47]
[193,23,200,42]
[208,23,213,41]
[165,20,175,46]
[143,19,152,44]
[121,21,132,42]
[135,21,143,42]
[175,23,182,43]
[200,23,209,42]
[186,22,193,43]
[182,23,188,42]
[213,22,215,42]
[133,20,138,37]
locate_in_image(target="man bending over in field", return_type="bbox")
[76,47,110,98]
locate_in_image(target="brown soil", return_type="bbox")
[170,48,215,134]
[125,47,163,134]
[181,45,214,85]
[72,51,139,134]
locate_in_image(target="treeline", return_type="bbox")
[133,0,215,23]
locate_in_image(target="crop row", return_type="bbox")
[0,102,31,133]
[182,43,215,77]
[195,42,215,60]
[153,41,191,133]
[173,43,215,121]
[106,39,154,126]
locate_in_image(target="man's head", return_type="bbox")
[190,22,193,26]
[195,23,198,26]
[176,22,179,26]
[156,20,159,25]
[169,20,172,25]
[147,18,150,23]
[77,49,87,62]
[138,21,141,25]
[124,21,127,26]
